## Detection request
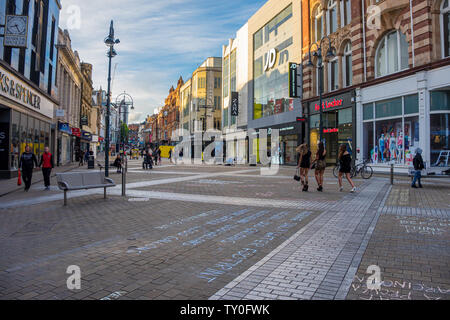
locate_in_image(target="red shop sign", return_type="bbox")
[71,128,81,137]
[315,98,343,111]
[324,128,339,133]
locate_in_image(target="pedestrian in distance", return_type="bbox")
[84,149,90,164]
[18,145,38,192]
[313,142,327,192]
[113,154,122,173]
[296,144,311,192]
[338,144,356,193]
[411,148,425,189]
[39,146,54,190]
[169,148,173,163]
[77,148,84,166]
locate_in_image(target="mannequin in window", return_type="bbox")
[371,145,378,164]
[389,132,397,161]
[379,134,386,162]
[397,132,404,163]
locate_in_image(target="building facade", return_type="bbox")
[0,0,61,179]
[158,77,183,144]
[55,28,82,165]
[79,62,96,154]
[301,0,450,173]
[222,23,249,163]
[247,1,304,166]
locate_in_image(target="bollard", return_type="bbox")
[390,163,394,185]
[122,160,127,196]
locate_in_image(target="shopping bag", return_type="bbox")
[293,168,301,182]
[17,169,22,186]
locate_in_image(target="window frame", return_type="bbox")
[375,30,409,78]
[343,42,352,88]
[441,0,450,58]
[312,5,323,43]
[326,0,338,35]
[328,54,339,92]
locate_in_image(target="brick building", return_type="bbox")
[301,0,450,173]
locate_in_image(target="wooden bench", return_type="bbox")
[56,172,116,206]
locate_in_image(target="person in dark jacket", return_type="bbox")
[113,154,122,173]
[19,146,38,192]
[39,146,54,190]
[412,148,425,188]
[337,144,356,193]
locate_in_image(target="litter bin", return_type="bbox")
[88,155,95,169]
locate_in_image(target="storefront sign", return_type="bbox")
[92,135,99,143]
[71,128,81,137]
[309,90,355,115]
[263,48,277,72]
[81,131,92,141]
[56,109,65,117]
[231,92,239,116]
[289,63,302,98]
[315,99,343,111]
[58,122,72,135]
[324,128,339,133]
[4,15,29,48]
[0,65,53,118]
[0,123,9,170]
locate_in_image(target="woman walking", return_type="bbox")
[313,142,327,192]
[338,144,356,193]
[296,144,311,192]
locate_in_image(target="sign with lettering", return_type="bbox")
[231,92,239,116]
[308,90,355,115]
[4,15,29,48]
[263,48,277,72]
[71,128,81,137]
[289,63,302,99]
[0,65,53,118]
[58,122,72,135]
[0,123,9,170]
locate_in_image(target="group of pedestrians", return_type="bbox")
[77,148,91,166]
[142,147,161,170]
[18,146,54,192]
[296,142,356,193]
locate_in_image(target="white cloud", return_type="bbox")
[59,0,264,122]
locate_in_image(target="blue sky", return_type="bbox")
[60,0,266,123]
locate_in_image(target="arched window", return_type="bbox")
[343,42,352,87]
[328,48,338,91]
[312,5,323,43]
[442,0,450,58]
[375,30,409,78]
[327,0,338,35]
[341,0,351,27]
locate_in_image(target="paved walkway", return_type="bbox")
[210,179,391,300]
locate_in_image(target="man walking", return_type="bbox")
[39,146,54,190]
[19,146,38,192]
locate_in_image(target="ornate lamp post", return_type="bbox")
[306,36,335,144]
[104,20,120,177]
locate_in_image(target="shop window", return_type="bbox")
[326,0,338,35]
[312,5,323,43]
[375,30,409,78]
[441,0,450,58]
[430,90,450,111]
[310,114,320,129]
[338,108,352,124]
[404,94,419,114]
[343,42,352,87]
[363,103,374,120]
[316,66,324,96]
[430,113,450,166]
[11,110,20,170]
[223,56,229,98]
[375,97,402,119]
[365,122,374,162]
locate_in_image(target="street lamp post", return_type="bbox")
[104,20,120,177]
[116,92,134,196]
[306,36,335,144]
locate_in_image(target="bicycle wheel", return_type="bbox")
[361,165,374,179]
[333,166,340,178]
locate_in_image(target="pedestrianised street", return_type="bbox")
[0,160,449,300]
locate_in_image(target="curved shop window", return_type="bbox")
[430,91,450,167]
[363,94,419,166]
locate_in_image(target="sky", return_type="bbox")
[59,0,266,123]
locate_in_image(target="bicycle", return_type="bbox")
[333,159,373,179]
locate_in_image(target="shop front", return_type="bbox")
[58,122,73,165]
[250,122,303,165]
[0,65,56,179]
[357,66,450,173]
[81,131,92,153]
[307,90,356,165]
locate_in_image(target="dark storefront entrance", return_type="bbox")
[306,90,356,165]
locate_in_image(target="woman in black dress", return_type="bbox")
[313,142,327,192]
[338,144,356,193]
[296,144,311,192]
